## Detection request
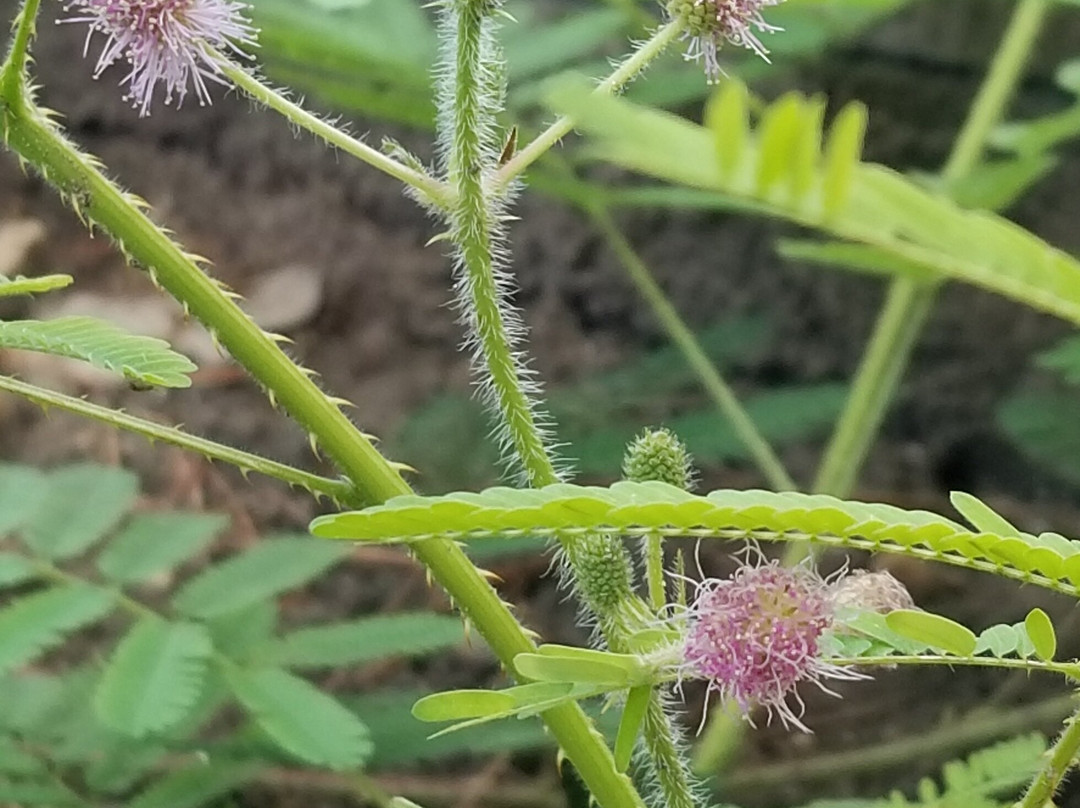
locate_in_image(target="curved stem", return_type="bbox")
[0,374,357,504]
[0,0,39,101]
[219,60,451,210]
[491,20,681,194]
[0,84,641,808]
[587,202,797,492]
[811,0,1050,498]
[812,279,937,496]
[1017,701,1080,808]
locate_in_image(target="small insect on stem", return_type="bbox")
[497,126,518,167]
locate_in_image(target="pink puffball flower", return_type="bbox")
[667,0,785,83]
[61,0,257,116]
[679,555,862,732]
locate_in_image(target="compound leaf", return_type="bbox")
[261,613,464,668]
[0,317,196,388]
[22,464,138,560]
[97,512,227,583]
[172,536,348,619]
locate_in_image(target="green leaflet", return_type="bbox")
[544,80,1080,328]
[172,536,349,619]
[126,761,262,808]
[309,481,1080,597]
[94,618,212,738]
[0,585,113,676]
[0,317,196,388]
[223,666,372,770]
[21,464,138,560]
[259,613,465,669]
[96,512,228,584]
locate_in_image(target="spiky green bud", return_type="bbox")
[622,428,695,491]
[564,533,637,616]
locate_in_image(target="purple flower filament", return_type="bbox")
[668,0,784,82]
[62,0,256,116]
[682,559,845,732]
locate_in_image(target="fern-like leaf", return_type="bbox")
[804,733,1046,807]
[21,464,138,560]
[94,617,212,738]
[171,537,349,619]
[546,80,1080,327]
[311,481,1080,597]
[97,512,227,584]
[0,585,113,676]
[259,613,465,669]
[223,666,372,769]
[0,316,196,388]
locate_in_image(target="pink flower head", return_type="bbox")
[667,0,784,82]
[62,0,257,116]
[680,555,858,732]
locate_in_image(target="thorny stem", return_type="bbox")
[218,59,451,210]
[491,20,682,194]
[811,0,1049,499]
[1017,701,1080,808]
[0,16,640,808]
[0,374,358,504]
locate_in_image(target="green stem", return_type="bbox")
[1017,701,1080,808]
[811,0,1049,498]
[0,0,38,101]
[444,0,559,487]
[644,533,665,611]
[639,694,698,808]
[218,60,451,210]
[0,80,642,808]
[812,279,937,496]
[939,0,1050,185]
[491,20,681,194]
[0,374,357,504]
[587,203,797,493]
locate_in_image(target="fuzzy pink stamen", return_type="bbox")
[62,0,256,116]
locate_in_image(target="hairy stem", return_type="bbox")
[811,0,1049,498]
[639,695,698,808]
[219,60,450,210]
[1018,700,1080,808]
[0,374,357,504]
[441,0,560,486]
[0,74,642,808]
[491,20,681,194]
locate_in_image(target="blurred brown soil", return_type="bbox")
[4,1,1080,806]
